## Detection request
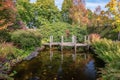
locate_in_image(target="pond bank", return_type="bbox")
[0,46,45,80]
[25,46,45,60]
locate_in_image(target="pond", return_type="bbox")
[12,49,98,80]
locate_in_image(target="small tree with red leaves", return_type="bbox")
[0,0,16,30]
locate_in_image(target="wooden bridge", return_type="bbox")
[43,35,90,52]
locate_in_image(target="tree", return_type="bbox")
[0,0,16,30]
[36,0,60,23]
[61,0,72,23]
[16,0,35,28]
[93,6,102,27]
[89,6,112,27]
[106,0,120,28]
[16,0,60,28]
[69,0,89,26]
[106,0,120,39]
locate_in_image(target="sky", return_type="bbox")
[86,0,110,11]
[31,0,110,11]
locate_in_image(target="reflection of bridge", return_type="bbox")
[43,36,90,52]
[49,50,88,62]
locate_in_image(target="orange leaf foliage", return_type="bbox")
[0,0,16,30]
[69,0,89,26]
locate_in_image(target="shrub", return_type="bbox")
[40,22,87,43]
[0,43,16,60]
[88,33,101,43]
[92,39,120,79]
[0,43,30,80]
[11,29,41,50]
[0,30,11,43]
[0,43,29,60]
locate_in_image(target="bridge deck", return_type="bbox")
[43,42,88,47]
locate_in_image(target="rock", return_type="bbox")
[25,52,39,60]
[25,46,45,60]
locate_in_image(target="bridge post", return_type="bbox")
[72,35,75,43]
[72,35,77,53]
[74,36,77,53]
[87,35,90,44]
[87,35,90,49]
[61,36,63,51]
[50,36,53,49]
[84,36,87,43]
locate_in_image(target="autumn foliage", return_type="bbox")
[106,0,120,26]
[89,33,101,42]
[69,0,89,26]
[0,0,16,30]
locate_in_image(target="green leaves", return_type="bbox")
[40,22,87,43]
[11,29,41,50]
[92,39,120,79]
[16,0,61,28]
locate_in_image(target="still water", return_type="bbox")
[12,50,96,80]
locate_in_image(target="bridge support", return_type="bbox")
[47,35,89,52]
[50,36,53,49]
[61,36,63,51]
[72,35,77,53]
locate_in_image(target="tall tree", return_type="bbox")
[16,0,35,28]
[16,0,60,28]
[61,0,72,23]
[89,6,112,27]
[106,0,120,39]
[94,6,102,27]
[69,0,89,26]
[106,0,120,29]
[0,0,16,30]
[36,0,60,23]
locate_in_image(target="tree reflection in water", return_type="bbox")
[12,50,96,80]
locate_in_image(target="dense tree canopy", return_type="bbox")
[106,0,120,31]
[61,0,72,23]
[36,0,61,23]
[16,0,60,28]
[90,6,110,27]
[69,0,89,26]
[0,0,16,30]
[16,0,33,28]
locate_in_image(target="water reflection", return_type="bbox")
[84,60,96,80]
[12,50,96,80]
[72,53,76,61]
[50,49,53,61]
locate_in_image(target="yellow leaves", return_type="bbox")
[97,17,100,21]
[115,15,120,23]
[110,7,115,11]
[106,0,117,12]
[116,19,120,23]
[112,22,115,25]
[106,0,120,29]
